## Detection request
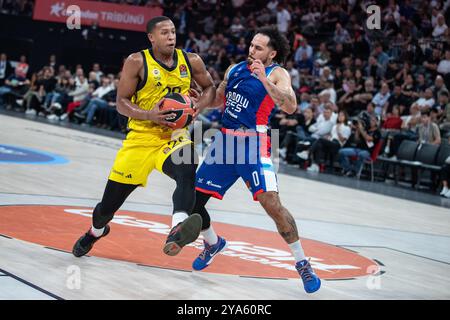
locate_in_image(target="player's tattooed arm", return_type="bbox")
[250,60,297,114]
[116,53,175,127]
[263,67,297,114]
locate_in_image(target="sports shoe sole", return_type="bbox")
[163,214,202,256]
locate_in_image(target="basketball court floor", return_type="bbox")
[1,113,449,300]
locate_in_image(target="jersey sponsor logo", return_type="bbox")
[233,79,243,89]
[225,91,249,113]
[152,68,161,81]
[0,205,381,280]
[179,64,188,78]
[206,180,222,188]
[112,169,124,176]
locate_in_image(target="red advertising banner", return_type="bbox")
[33,0,163,32]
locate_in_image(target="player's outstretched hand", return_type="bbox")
[145,98,177,128]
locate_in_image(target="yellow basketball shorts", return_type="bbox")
[109,130,192,187]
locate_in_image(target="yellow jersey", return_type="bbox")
[128,48,192,136]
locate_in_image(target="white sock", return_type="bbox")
[90,226,105,238]
[172,212,189,228]
[201,226,218,245]
[288,241,307,263]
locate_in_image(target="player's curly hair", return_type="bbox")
[255,26,290,65]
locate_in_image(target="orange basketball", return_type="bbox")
[160,93,195,129]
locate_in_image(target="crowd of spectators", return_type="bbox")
[1,0,450,196]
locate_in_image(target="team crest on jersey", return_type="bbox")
[152,68,161,81]
[179,64,188,78]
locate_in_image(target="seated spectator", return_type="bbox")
[0,53,14,86]
[294,37,313,63]
[386,104,421,158]
[384,84,408,117]
[372,42,390,74]
[14,55,29,79]
[297,105,336,160]
[432,14,448,39]
[91,63,104,83]
[296,52,313,77]
[415,73,428,93]
[384,59,400,86]
[230,17,245,39]
[383,105,403,131]
[234,37,247,62]
[338,79,360,115]
[365,56,384,82]
[382,105,403,155]
[330,43,346,68]
[333,23,351,45]
[276,4,291,35]
[197,34,211,59]
[418,109,441,145]
[401,73,419,105]
[432,75,448,98]
[314,42,330,67]
[411,88,435,112]
[307,111,351,173]
[439,152,450,198]
[75,77,113,126]
[423,48,442,80]
[437,49,450,75]
[338,115,381,177]
[45,76,71,120]
[88,71,100,90]
[319,80,337,104]
[352,79,376,116]
[365,102,378,119]
[0,65,30,109]
[279,107,316,164]
[438,91,450,133]
[372,82,391,116]
[22,72,47,116]
[286,61,300,91]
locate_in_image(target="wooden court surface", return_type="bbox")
[0,114,449,299]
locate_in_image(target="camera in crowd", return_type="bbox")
[351,111,372,131]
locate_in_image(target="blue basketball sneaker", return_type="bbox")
[192,236,227,271]
[296,259,321,293]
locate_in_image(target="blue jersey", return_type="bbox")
[221,61,279,132]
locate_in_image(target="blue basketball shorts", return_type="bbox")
[195,128,278,200]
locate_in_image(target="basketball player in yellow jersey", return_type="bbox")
[72,16,216,258]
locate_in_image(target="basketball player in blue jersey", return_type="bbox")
[172,26,321,293]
